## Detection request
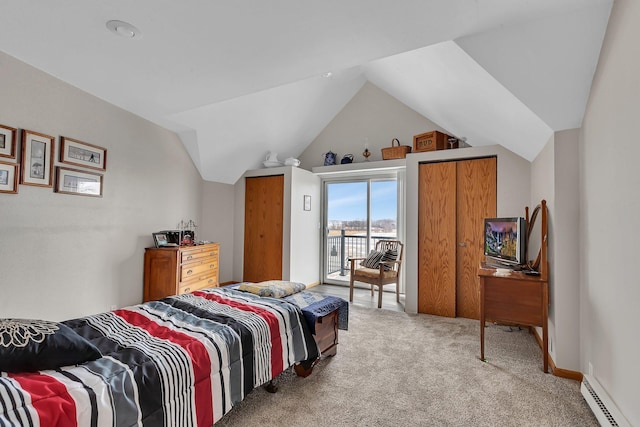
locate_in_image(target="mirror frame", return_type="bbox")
[526,204,542,271]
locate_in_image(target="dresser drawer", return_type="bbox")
[179,273,218,295]
[180,259,217,282]
[181,247,218,264]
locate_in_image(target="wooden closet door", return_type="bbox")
[456,158,496,319]
[243,175,284,282]
[418,162,457,317]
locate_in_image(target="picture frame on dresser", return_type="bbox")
[20,129,55,187]
[60,136,107,171]
[54,166,103,197]
[0,161,19,194]
[152,232,169,248]
[0,124,17,159]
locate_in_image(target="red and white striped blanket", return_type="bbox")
[0,288,319,426]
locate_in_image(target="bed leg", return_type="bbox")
[264,380,278,393]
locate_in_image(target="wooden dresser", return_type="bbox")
[143,243,219,302]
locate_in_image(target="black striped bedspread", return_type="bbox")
[0,287,319,426]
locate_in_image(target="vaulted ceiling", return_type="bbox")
[0,1,612,184]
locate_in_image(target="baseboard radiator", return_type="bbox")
[581,374,630,427]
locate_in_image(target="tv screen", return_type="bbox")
[483,217,526,266]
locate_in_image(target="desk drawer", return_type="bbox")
[484,280,543,326]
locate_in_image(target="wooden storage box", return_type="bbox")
[413,131,451,152]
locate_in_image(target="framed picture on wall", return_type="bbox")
[0,161,19,194]
[60,137,107,171]
[54,166,103,197]
[0,124,17,159]
[20,129,55,187]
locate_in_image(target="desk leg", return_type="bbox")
[480,279,485,362]
[543,284,549,373]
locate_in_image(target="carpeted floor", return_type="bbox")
[215,305,597,426]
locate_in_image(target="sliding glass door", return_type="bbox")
[323,176,398,285]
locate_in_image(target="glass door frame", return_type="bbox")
[321,170,404,286]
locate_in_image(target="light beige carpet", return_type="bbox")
[215,305,597,426]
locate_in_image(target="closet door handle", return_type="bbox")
[458,242,467,247]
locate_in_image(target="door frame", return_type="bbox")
[320,170,405,287]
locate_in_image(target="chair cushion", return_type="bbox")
[353,267,398,279]
[360,250,384,268]
[360,248,398,271]
[380,248,398,271]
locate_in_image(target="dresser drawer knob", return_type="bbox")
[208,279,213,284]
[210,264,215,268]
[186,269,193,275]
[184,287,191,293]
[186,255,193,260]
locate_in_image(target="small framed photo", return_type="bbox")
[303,194,311,211]
[20,129,55,187]
[54,166,103,197]
[0,124,17,159]
[60,136,107,171]
[0,161,19,194]
[152,232,169,248]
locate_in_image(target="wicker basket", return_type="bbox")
[381,138,412,160]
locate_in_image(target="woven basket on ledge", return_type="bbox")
[381,138,412,160]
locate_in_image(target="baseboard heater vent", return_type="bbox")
[581,374,630,427]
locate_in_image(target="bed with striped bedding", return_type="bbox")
[0,287,319,426]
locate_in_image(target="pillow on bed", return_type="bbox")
[0,318,102,373]
[238,281,306,298]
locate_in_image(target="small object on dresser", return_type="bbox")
[381,138,411,160]
[362,148,371,160]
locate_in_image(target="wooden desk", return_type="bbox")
[478,264,549,373]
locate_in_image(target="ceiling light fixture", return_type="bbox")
[106,20,142,39]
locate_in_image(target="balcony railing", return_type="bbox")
[326,231,395,276]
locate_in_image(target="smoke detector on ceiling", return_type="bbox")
[106,20,142,39]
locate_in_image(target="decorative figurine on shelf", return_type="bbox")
[324,151,337,166]
[341,154,354,164]
[362,148,371,161]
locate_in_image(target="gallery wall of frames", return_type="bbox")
[0,123,106,197]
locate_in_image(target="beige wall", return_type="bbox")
[200,181,236,283]
[530,130,581,372]
[579,0,640,423]
[0,52,203,321]
[298,82,449,169]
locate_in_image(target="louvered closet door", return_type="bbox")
[418,162,457,317]
[456,158,496,319]
[243,175,284,282]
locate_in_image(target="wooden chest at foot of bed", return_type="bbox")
[314,309,339,356]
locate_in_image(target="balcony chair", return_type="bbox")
[349,240,403,309]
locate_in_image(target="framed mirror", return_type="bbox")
[526,204,543,271]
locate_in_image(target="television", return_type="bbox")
[483,217,526,266]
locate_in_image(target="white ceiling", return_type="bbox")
[0,0,612,184]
